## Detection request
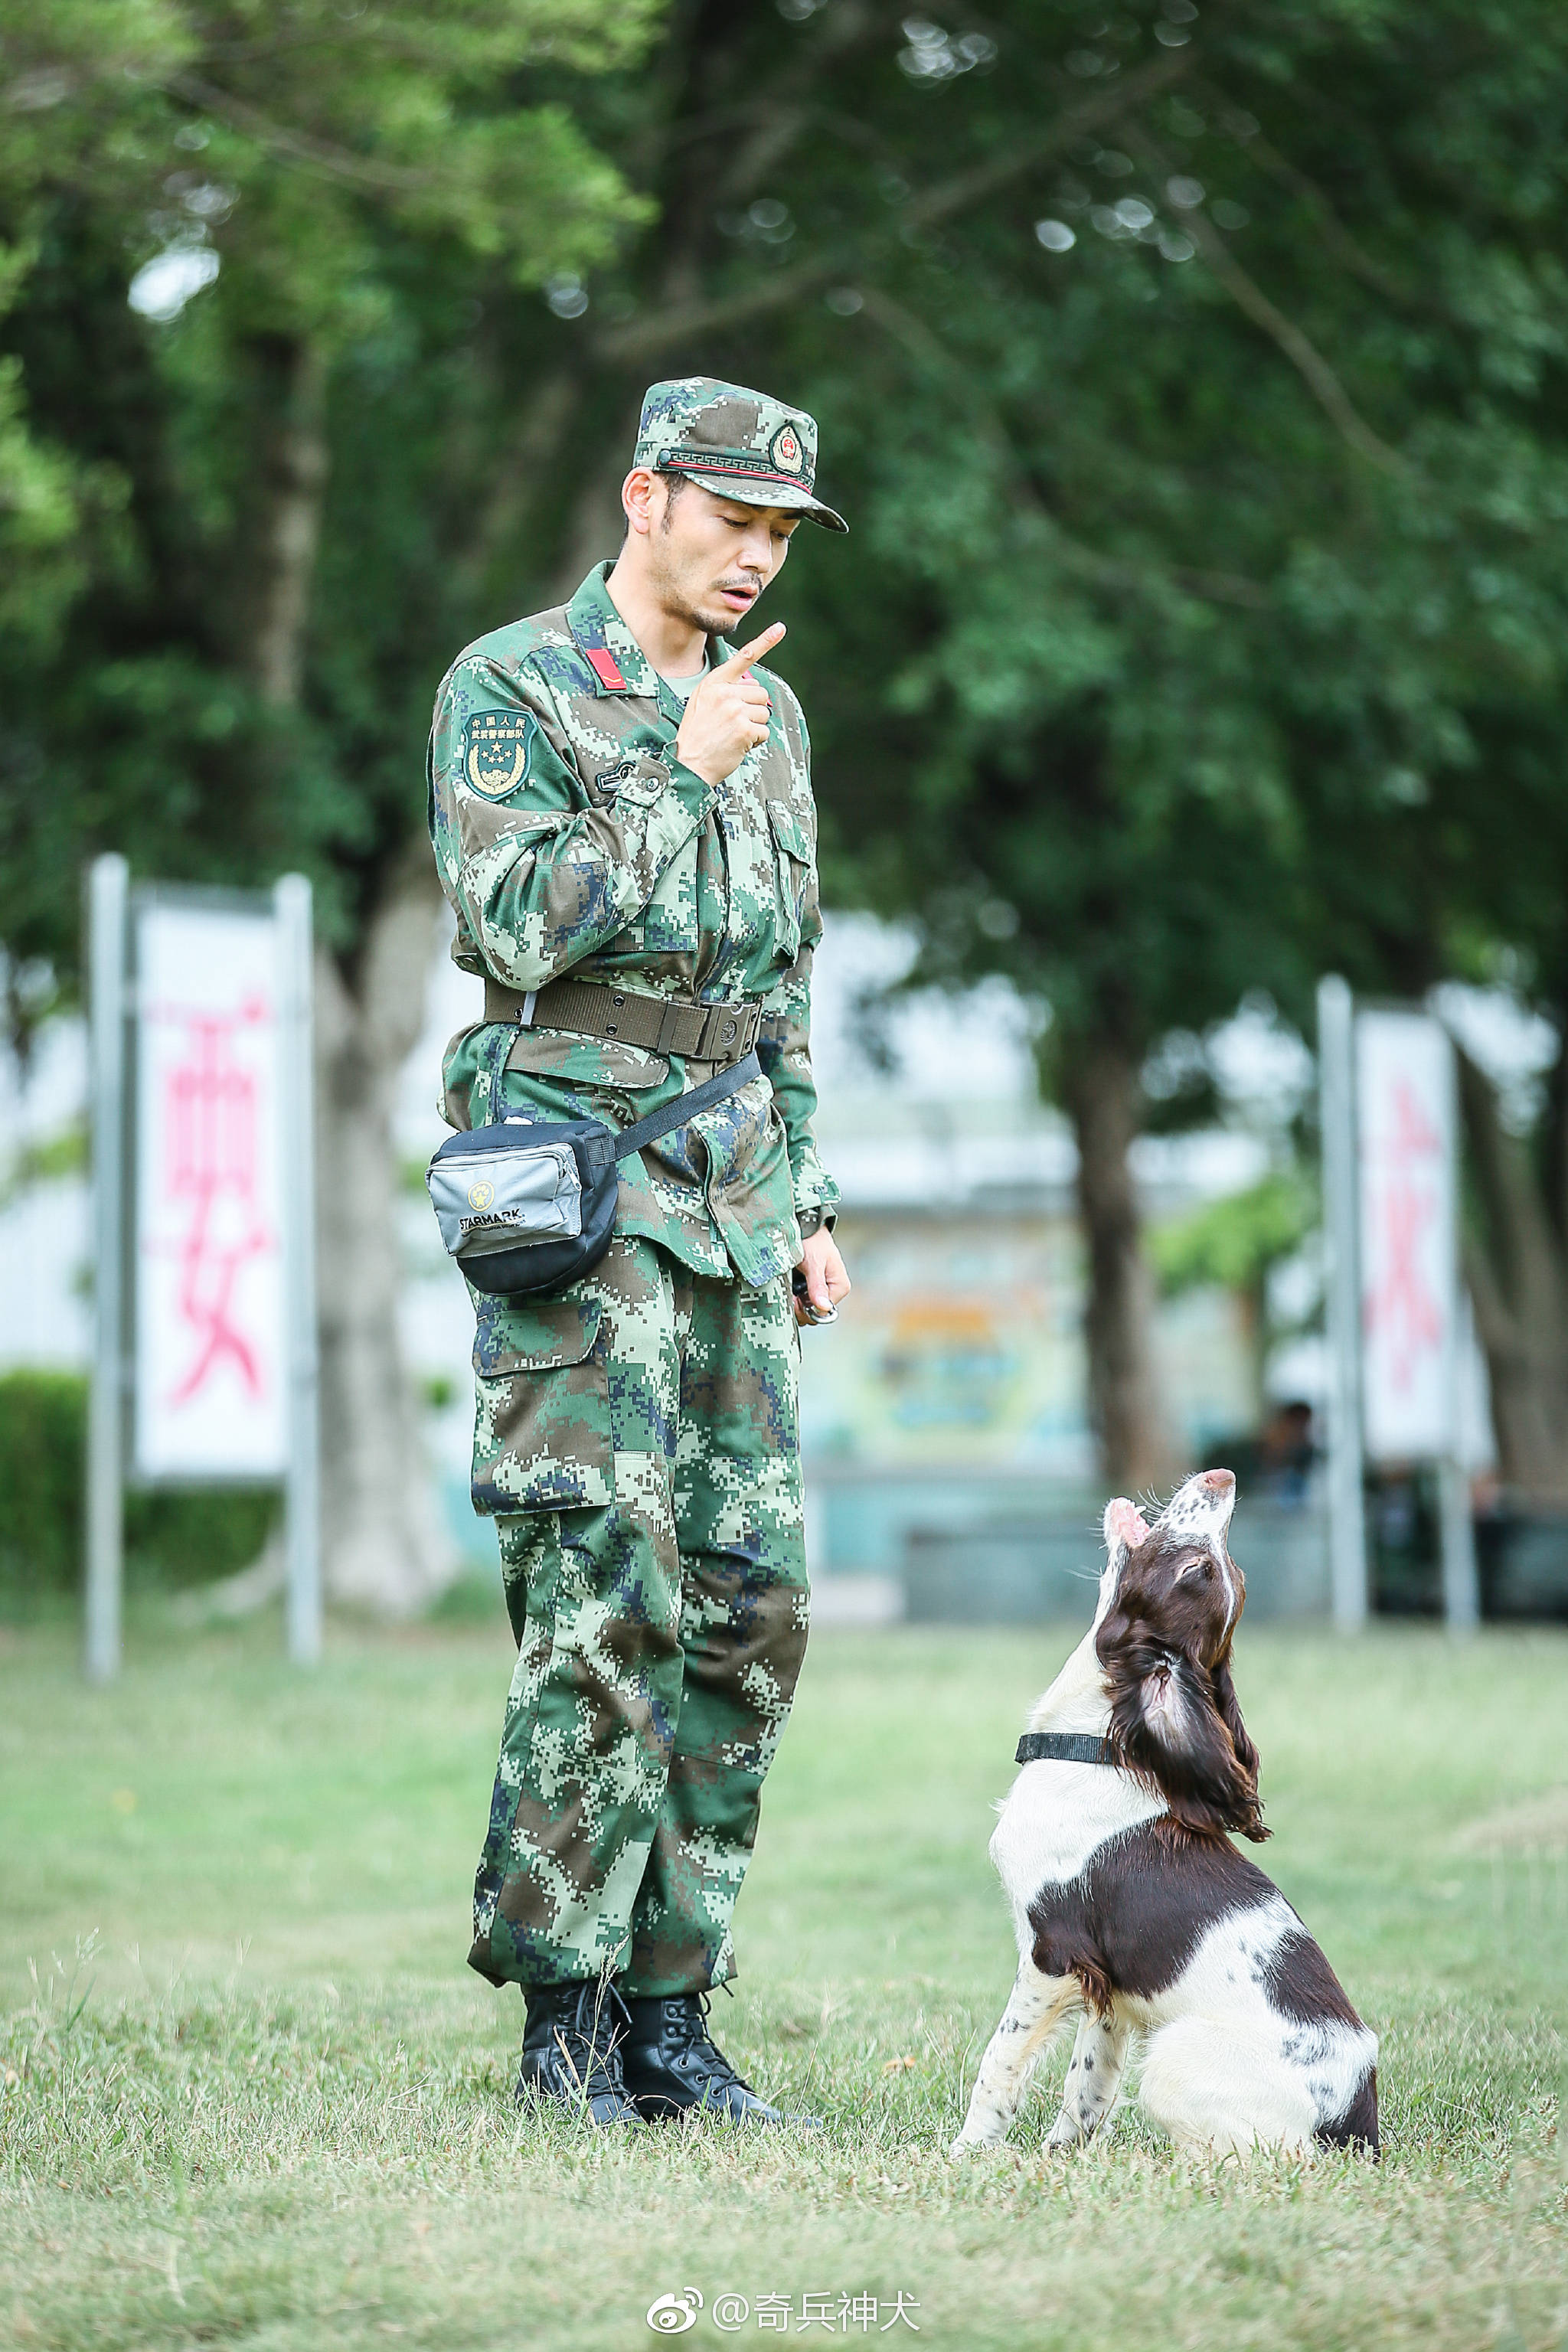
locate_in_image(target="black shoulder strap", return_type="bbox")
[612,1050,762,1163]
[1015,1731,1116,1766]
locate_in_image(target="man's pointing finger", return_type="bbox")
[714,622,786,679]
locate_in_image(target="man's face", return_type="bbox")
[641,475,800,636]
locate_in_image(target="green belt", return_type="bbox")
[483,975,763,1065]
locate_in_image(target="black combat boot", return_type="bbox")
[516,1979,641,2125]
[621,1994,817,2125]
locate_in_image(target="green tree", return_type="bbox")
[495,0,1568,1491]
[309,0,1301,1491]
[0,245,93,653]
[1428,720,1568,1507]
[15,0,1568,1524]
[0,0,652,1603]
[1149,1171,1317,1410]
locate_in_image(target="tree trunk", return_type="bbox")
[240,331,453,1609]
[1456,1046,1568,1507]
[315,851,456,1611]
[245,336,329,710]
[1061,1037,1178,1494]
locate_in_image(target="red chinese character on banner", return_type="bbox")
[158,995,273,1405]
[1363,1075,1444,1394]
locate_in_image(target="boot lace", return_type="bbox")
[666,1994,752,2095]
[550,1980,632,2100]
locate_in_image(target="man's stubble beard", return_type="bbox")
[648,527,754,643]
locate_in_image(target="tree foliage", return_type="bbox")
[0,0,659,1605]
[534,0,1568,1484]
[1149,1173,1316,1303]
[9,2,1568,1498]
[0,0,652,1018]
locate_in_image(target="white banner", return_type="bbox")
[132,902,287,1479]
[1355,1010,1457,1463]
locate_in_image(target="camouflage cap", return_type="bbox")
[633,376,848,534]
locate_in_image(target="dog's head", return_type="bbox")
[1093,1469,1268,1842]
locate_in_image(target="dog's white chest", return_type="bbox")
[991,1765,1166,1928]
[990,1625,1166,1926]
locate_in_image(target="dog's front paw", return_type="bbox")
[948,2127,1001,2161]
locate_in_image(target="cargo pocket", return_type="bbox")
[469,1292,613,1517]
[767,798,811,966]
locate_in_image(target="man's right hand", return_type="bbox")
[675,623,786,784]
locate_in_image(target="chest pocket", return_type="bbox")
[766,799,811,967]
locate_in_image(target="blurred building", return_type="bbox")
[7,911,1527,1620]
[397,915,1267,1613]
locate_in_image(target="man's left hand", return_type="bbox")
[796,1227,850,1324]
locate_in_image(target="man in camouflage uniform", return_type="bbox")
[427,378,850,2125]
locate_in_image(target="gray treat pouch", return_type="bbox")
[426,1048,763,1299]
[426,1139,583,1259]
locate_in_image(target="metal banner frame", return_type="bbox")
[1317,975,1369,1632]
[85,856,129,1685]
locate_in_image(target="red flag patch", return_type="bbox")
[584,646,628,691]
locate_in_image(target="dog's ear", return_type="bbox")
[1096,1500,1152,1628]
[1212,1655,1261,1783]
[1102,1497,1150,1562]
[1100,1609,1269,1842]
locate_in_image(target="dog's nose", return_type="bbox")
[1203,1468,1235,1494]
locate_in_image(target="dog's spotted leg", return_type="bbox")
[950,1962,1077,2155]
[1044,2011,1133,2147]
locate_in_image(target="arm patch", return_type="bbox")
[461,709,537,800]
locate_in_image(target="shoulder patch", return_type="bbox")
[583,646,628,692]
[461,710,535,800]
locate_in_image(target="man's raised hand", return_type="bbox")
[675,622,786,785]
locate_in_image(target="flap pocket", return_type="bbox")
[469,1291,613,1516]
[767,798,811,965]
[472,1293,602,1378]
[505,1028,669,1091]
[766,798,812,865]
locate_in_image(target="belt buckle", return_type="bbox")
[704,1005,744,1061]
[728,1003,756,1058]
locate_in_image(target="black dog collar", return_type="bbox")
[1014,1731,1116,1766]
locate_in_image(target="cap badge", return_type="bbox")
[770,423,805,475]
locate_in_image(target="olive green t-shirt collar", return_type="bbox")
[567,562,735,728]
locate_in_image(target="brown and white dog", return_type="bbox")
[952,1469,1379,2160]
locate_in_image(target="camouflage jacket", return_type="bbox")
[428,563,838,1289]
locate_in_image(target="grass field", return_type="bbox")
[2,1602,1564,2350]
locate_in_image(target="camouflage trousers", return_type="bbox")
[466,1235,808,1994]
